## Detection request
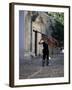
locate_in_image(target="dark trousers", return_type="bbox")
[42,51,49,66]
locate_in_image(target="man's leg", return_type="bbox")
[46,53,49,66]
[42,54,46,67]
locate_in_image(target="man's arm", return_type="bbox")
[39,42,43,44]
[39,39,44,44]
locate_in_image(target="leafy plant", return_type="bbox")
[48,12,64,47]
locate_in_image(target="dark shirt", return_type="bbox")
[42,42,49,54]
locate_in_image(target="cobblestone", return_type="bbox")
[19,53,64,79]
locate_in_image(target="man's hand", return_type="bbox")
[39,39,44,44]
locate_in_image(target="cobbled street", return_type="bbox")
[19,53,64,79]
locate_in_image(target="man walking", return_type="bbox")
[39,38,49,66]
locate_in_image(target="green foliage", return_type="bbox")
[52,20,64,46]
[48,12,64,25]
[48,12,64,47]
